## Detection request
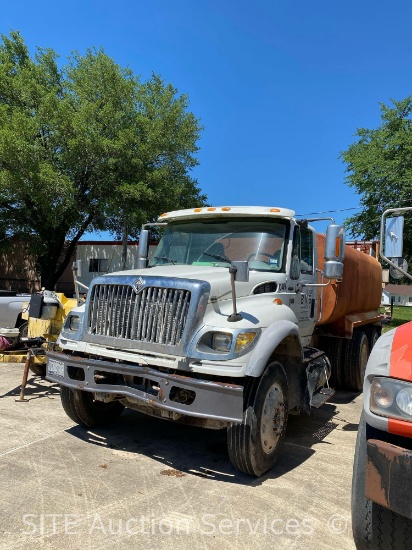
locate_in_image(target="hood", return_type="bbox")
[107,265,283,301]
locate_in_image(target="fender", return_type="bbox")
[245,320,302,377]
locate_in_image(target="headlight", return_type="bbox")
[195,329,259,357]
[370,380,394,408]
[396,388,412,417]
[69,315,80,332]
[212,333,232,352]
[235,332,257,352]
[370,377,412,422]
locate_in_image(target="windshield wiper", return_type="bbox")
[153,255,177,265]
[201,252,231,264]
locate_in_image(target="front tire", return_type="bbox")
[60,386,124,427]
[227,362,288,477]
[352,411,412,548]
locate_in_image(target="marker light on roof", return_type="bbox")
[270,208,281,212]
[221,207,231,211]
[194,208,202,212]
[207,207,216,211]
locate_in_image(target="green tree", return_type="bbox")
[341,97,412,260]
[0,31,206,289]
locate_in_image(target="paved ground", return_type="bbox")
[0,362,361,550]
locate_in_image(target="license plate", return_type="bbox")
[47,359,65,377]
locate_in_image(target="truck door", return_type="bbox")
[289,226,317,344]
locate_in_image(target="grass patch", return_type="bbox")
[382,305,412,333]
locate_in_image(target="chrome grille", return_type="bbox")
[88,284,191,345]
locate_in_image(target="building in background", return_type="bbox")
[382,284,412,307]
[76,241,157,289]
[0,239,157,296]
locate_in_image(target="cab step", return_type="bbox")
[310,387,335,409]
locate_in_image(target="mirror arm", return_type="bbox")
[300,269,332,288]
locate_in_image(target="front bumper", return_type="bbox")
[46,351,244,423]
[366,439,412,520]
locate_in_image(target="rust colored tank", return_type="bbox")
[316,234,382,326]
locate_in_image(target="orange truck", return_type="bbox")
[352,207,412,547]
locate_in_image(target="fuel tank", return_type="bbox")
[316,234,382,326]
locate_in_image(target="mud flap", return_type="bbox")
[302,348,333,413]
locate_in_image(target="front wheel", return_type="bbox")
[60,386,124,427]
[227,362,288,477]
[352,411,412,548]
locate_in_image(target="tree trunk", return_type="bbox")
[39,215,94,290]
[122,217,128,270]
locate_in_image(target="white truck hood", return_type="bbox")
[107,265,283,301]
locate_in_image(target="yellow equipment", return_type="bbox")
[1,293,78,376]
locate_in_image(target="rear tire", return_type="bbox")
[344,330,369,391]
[227,362,288,477]
[60,386,124,427]
[321,337,346,389]
[352,412,412,548]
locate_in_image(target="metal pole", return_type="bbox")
[15,350,32,402]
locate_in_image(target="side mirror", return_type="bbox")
[380,208,412,282]
[324,224,345,279]
[385,216,404,257]
[324,261,344,279]
[231,261,249,282]
[137,229,150,269]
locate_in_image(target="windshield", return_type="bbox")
[149,219,289,272]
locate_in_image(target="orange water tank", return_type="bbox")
[316,234,382,326]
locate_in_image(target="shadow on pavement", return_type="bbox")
[66,391,355,487]
[0,375,60,400]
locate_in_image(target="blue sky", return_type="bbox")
[3,0,412,238]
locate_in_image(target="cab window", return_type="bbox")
[290,226,314,279]
[300,228,314,274]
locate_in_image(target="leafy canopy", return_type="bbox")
[341,97,412,259]
[0,31,206,289]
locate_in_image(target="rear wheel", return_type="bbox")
[227,362,288,477]
[352,412,412,548]
[60,386,124,427]
[344,330,369,391]
[365,326,380,352]
[321,337,346,389]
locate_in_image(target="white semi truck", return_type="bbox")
[46,206,382,477]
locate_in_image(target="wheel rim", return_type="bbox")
[360,337,369,380]
[371,332,379,349]
[260,382,286,455]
